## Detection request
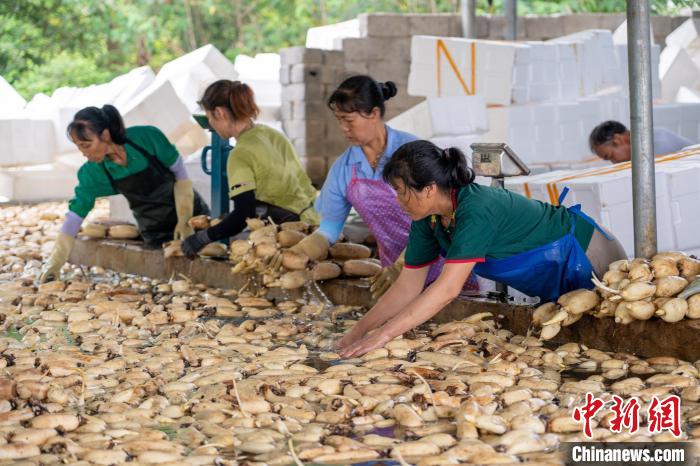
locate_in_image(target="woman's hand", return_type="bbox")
[338,328,391,358]
[334,322,367,352]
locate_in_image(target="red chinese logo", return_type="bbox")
[572,392,605,438]
[609,395,640,434]
[573,393,683,438]
[648,395,681,437]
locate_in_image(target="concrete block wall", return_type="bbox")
[279,47,347,186]
[285,12,689,184]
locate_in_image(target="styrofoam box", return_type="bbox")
[653,102,700,143]
[658,161,700,251]
[612,19,656,46]
[506,154,700,257]
[107,195,138,225]
[676,86,700,103]
[666,18,698,49]
[408,36,523,105]
[0,76,26,115]
[122,81,197,147]
[387,95,488,139]
[306,19,360,51]
[659,46,700,103]
[549,30,619,98]
[0,117,57,167]
[0,162,76,202]
[155,44,238,113]
[50,66,155,110]
[613,43,661,100]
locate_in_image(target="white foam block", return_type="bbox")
[612,19,655,45]
[550,30,619,98]
[49,67,154,111]
[613,43,661,99]
[155,44,238,113]
[387,95,488,139]
[0,116,57,167]
[0,162,76,202]
[408,36,522,106]
[654,102,700,143]
[676,86,700,103]
[122,80,196,147]
[666,18,698,49]
[306,19,360,51]
[508,163,682,258]
[0,76,26,115]
[659,46,700,103]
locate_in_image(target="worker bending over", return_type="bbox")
[590,120,694,163]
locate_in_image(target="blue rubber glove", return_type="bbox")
[182,230,211,259]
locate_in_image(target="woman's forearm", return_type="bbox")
[351,268,427,334]
[379,263,475,340]
[60,211,84,237]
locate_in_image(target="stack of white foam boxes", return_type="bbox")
[0,44,241,204]
[278,47,347,186]
[660,18,700,103]
[505,149,700,257]
[233,53,282,128]
[387,95,489,156]
[404,30,666,170]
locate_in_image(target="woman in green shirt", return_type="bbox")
[337,140,626,357]
[182,80,319,258]
[40,105,209,282]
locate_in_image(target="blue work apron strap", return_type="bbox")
[558,186,612,241]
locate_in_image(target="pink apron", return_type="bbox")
[345,166,478,291]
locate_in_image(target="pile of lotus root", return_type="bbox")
[0,203,697,465]
[162,215,383,290]
[533,251,700,340]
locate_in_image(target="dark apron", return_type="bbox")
[101,139,209,246]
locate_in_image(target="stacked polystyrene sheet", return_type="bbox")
[480,88,629,165]
[612,43,661,99]
[0,76,26,115]
[0,116,57,167]
[306,19,360,51]
[408,36,526,105]
[122,81,198,147]
[659,46,700,103]
[234,53,282,122]
[653,102,700,143]
[0,161,77,202]
[387,95,488,139]
[505,149,700,257]
[549,30,620,97]
[154,44,238,113]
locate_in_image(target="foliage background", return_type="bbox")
[1,0,696,99]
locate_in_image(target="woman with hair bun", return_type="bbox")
[337,140,626,357]
[290,75,478,297]
[40,105,209,283]
[181,79,319,258]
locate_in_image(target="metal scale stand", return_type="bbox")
[470,143,531,302]
[193,114,233,218]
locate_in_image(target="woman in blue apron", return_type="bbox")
[337,140,626,357]
[40,105,209,282]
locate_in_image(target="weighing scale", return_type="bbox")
[193,113,233,218]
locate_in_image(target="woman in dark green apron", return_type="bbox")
[40,105,209,283]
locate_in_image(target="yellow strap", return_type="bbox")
[543,147,700,205]
[436,39,475,97]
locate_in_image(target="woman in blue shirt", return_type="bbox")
[291,75,478,297]
[292,76,414,287]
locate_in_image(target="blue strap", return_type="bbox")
[557,187,570,205]
[558,186,613,241]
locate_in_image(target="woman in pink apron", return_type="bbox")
[291,75,478,296]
